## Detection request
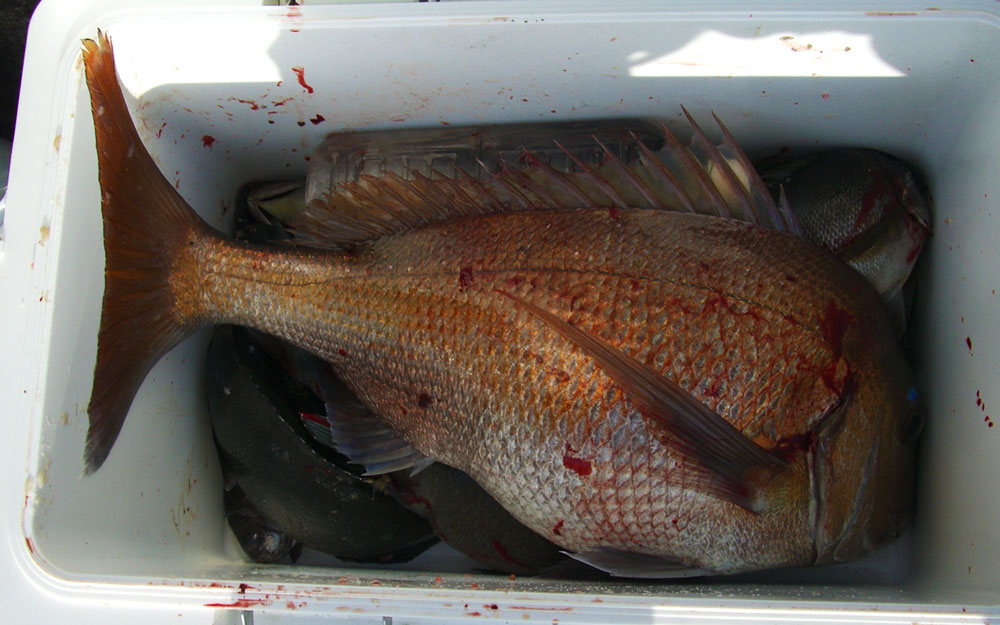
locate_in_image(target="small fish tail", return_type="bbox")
[82,32,211,474]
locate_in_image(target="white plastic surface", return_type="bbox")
[2,0,1000,623]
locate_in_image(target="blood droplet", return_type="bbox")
[201,135,216,147]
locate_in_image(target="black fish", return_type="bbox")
[208,325,438,563]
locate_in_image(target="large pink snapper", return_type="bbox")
[82,33,920,576]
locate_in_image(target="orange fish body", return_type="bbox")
[82,33,919,575]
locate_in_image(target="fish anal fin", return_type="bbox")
[568,547,712,579]
[497,289,784,512]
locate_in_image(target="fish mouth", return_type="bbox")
[807,390,856,564]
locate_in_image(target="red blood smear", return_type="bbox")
[818,301,854,393]
[492,539,531,570]
[552,519,564,536]
[967,337,973,352]
[467,612,482,617]
[201,135,216,148]
[204,599,267,608]
[608,207,620,221]
[819,301,853,360]
[156,122,166,138]
[562,454,592,476]
[235,98,259,111]
[238,583,249,594]
[298,411,328,426]
[272,97,293,107]
[310,114,326,125]
[486,604,499,610]
[291,67,314,94]
[25,537,34,553]
[459,267,474,291]
[772,431,816,463]
[286,601,297,610]
[418,393,433,408]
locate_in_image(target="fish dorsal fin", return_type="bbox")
[567,547,712,579]
[287,112,796,250]
[497,290,785,513]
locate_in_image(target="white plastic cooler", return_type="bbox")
[2,0,999,622]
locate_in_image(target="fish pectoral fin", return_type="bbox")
[498,290,784,512]
[568,547,712,579]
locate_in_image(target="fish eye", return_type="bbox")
[898,388,925,443]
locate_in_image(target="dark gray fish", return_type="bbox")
[223,481,302,564]
[207,325,438,564]
[390,464,564,575]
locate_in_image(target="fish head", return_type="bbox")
[846,151,932,303]
[811,335,922,566]
[782,150,933,307]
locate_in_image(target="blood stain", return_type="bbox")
[201,135,216,148]
[309,114,326,125]
[562,453,592,477]
[552,519,564,536]
[966,336,973,353]
[459,267,474,291]
[291,67,314,94]
[418,393,433,409]
[204,599,266,608]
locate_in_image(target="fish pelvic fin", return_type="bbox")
[497,290,785,512]
[82,32,211,474]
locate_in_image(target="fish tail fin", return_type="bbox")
[82,32,210,474]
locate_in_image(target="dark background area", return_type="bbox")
[1,0,41,143]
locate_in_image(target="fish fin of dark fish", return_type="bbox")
[567,548,712,579]
[81,32,212,474]
[409,457,436,476]
[300,413,338,450]
[497,290,784,512]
